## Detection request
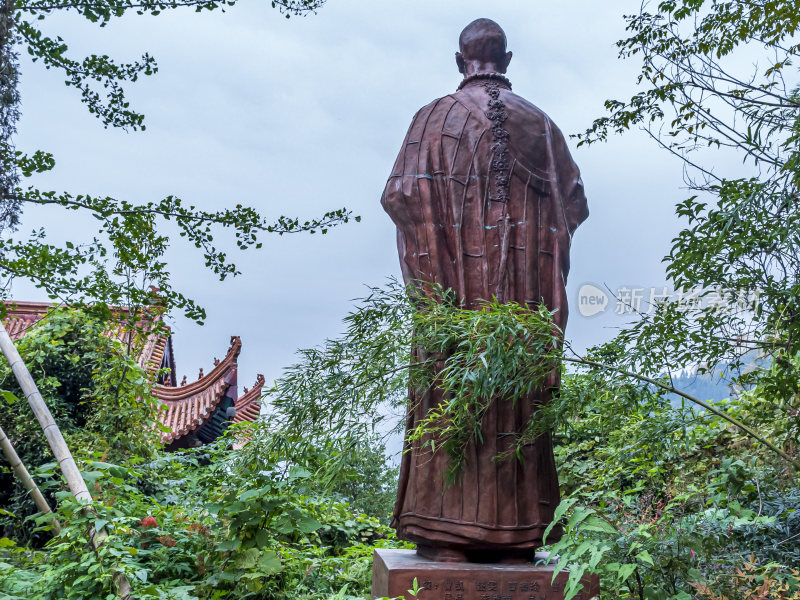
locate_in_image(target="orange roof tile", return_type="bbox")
[155,336,241,444]
[3,301,168,375]
[231,374,265,449]
[2,302,261,446]
[233,374,265,424]
[3,301,56,340]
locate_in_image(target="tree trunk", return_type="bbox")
[0,0,22,230]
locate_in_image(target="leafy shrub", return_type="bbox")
[0,308,159,545]
[542,368,800,600]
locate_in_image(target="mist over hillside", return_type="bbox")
[667,350,767,405]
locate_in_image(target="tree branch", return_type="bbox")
[563,355,800,471]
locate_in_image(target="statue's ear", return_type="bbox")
[503,51,513,72]
[455,52,465,74]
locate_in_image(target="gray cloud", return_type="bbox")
[15,0,702,402]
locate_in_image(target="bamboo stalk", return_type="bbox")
[0,320,132,598]
[0,423,61,534]
[0,322,93,504]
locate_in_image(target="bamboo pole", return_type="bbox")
[0,423,61,534]
[0,323,93,504]
[0,320,132,598]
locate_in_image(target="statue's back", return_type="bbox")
[382,78,586,334]
[381,21,587,561]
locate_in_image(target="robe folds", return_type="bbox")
[381,79,588,551]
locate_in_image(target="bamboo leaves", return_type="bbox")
[264,280,562,482]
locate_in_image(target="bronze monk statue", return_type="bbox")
[381,18,589,562]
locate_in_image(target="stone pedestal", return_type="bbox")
[371,549,599,600]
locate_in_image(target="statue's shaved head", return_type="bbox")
[458,19,507,65]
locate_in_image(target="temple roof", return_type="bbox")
[3,300,169,375]
[3,301,59,339]
[156,336,241,445]
[2,301,262,447]
[233,374,266,424]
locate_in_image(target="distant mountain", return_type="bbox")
[666,350,767,406]
[668,368,732,405]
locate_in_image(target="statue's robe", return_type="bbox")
[381,77,588,551]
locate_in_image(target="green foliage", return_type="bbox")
[0,287,796,600]
[540,5,800,595]
[407,291,560,480]
[0,0,350,321]
[266,281,411,460]
[575,0,800,400]
[265,280,561,483]
[0,7,21,231]
[270,433,398,523]
[0,307,158,543]
[578,0,800,157]
[3,4,800,598]
[1,191,357,323]
[0,432,407,599]
[538,366,799,600]
[8,0,323,132]
[252,272,799,600]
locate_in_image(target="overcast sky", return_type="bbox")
[15,1,700,398]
